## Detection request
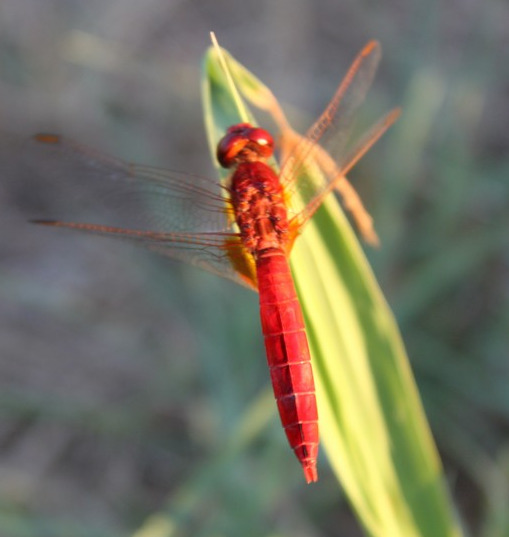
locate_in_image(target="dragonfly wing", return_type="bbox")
[292,107,401,234]
[1,132,256,289]
[279,41,381,204]
[22,134,230,231]
[274,41,399,245]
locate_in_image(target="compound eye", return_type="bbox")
[217,131,248,168]
[216,123,274,168]
[247,128,274,158]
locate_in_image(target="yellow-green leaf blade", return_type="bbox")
[202,41,462,537]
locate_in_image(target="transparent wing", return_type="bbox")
[275,41,400,241]
[288,108,401,241]
[1,132,256,289]
[279,41,380,200]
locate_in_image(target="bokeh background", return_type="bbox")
[1,1,508,536]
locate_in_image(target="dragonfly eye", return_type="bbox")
[217,123,274,168]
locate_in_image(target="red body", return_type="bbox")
[30,42,400,484]
[257,252,319,483]
[221,131,319,483]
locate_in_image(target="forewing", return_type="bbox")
[1,132,254,288]
[279,41,382,218]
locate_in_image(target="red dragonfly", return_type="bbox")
[28,41,399,483]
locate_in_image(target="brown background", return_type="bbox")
[1,1,508,536]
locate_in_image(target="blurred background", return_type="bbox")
[0,0,508,536]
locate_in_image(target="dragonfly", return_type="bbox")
[26,41,400,483]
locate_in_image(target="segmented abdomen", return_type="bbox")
[256,249,319,483]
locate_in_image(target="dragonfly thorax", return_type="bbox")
[229,161,289,256]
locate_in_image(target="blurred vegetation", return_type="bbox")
[0,1,508,536]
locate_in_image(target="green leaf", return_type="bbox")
[201,41,463,537]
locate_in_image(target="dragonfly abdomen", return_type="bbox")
[256,249,319,483]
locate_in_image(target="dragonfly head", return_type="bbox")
[217,123,274,168]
